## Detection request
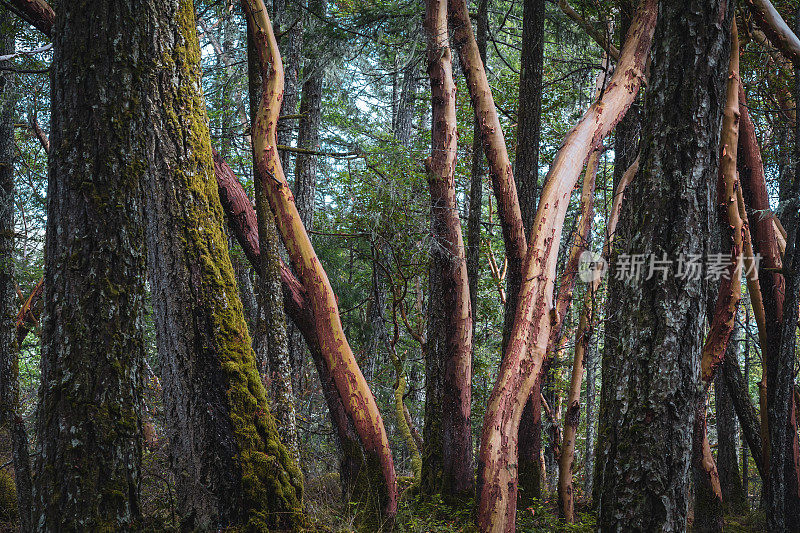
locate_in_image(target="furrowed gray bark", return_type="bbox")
[35,2,150,527]
[595,0,733,529]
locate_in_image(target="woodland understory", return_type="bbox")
[1,0,800,531]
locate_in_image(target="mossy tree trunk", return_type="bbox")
[34,1,153,528]
[141,1,302,529]
[595,1,733,530]
[0,14,32,533]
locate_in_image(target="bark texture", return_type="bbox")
[243,0,398,518]
[595,2,733,530]
[465,0,487,337]
[213,152,375,510]
[142,2,302,529]
[247,16,301,469]
[448,0,527,353]
[476,1,656,530]
[422,0,473,499]
[35,2,150,527]
[716,368,747,511]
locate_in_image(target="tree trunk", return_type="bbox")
[448,0,527,352]
[0,16,32,533]
[767,31,800,522]
[243,0,398,518]
[465,0,487,341]
[476,1,656,529]
[595,1,733,530]
[34,2,152,527]
[141,2,302,529]
[273,0,303,173]
[294,0,326,232]
[556,151,599,522]
[693,392,725,533]
[515,0,547,506]
[247,15,302,470]
[421,0,473,499]
[716,368,747,512]
[721,331,765,480]
[212,149,379,511]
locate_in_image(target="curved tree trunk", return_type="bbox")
[34,2,150,527]
[242,0,398,518]
[246,15,301,470]
[421,0,473,499]
[692,26,740,531]
[475,2,656,529]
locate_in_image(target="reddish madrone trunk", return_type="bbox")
[447,0,527,348]
[422,0,474,498]
[241,0,398,517]
[8,0,53,36]
[693,25,740,531]
[475,1,657,529]
[556,149,599,522]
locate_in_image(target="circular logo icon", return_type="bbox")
[578,250,607,283]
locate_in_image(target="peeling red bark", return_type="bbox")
[241,0,398,517]
[8,0,54,37]
[475,1,657,529]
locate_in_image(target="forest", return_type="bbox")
[0,0,799,531]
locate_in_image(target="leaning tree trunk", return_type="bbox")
[212,151,376,510]
[243,0,398,518]
[141,2,302,529]
[716,367,747,512]
[34,2,152,527]
[595,1,733,530]
[475,1,656,529]
[0,15,32,533]
[421,0,473,499]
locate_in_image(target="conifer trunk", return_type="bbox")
[35,2,151,527]
[141,2,302,528]
[595,1,733,530]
